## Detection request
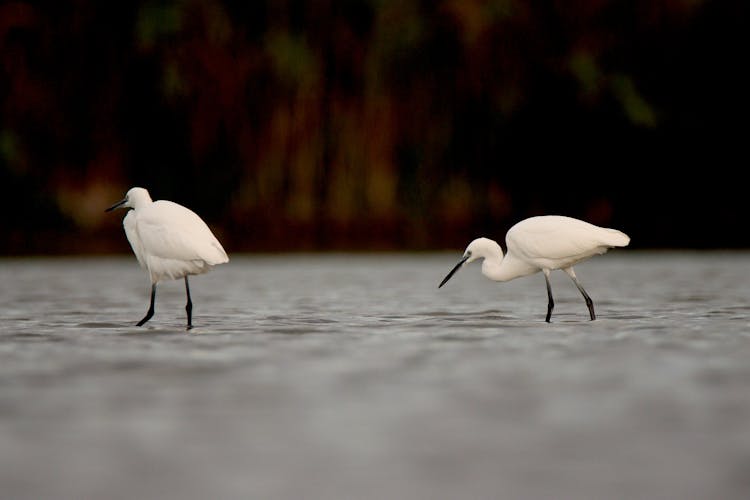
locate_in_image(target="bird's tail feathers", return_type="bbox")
[602,228,630,247]
[205,240,229,265]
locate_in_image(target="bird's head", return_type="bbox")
[105,187,152,212]
[438,237,503,288]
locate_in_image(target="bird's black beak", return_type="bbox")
[439,254,470,288]
[105,198,127,212]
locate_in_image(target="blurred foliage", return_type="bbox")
[0,0,748,253]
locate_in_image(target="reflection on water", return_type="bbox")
[1,253,750,500]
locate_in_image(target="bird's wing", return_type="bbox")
[135,201,228,265]
[505,216,612,266]
[123,210,149,269]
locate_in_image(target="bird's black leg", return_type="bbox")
[184,276,193,330]
[137,284,156,326]
[576,283,595,321]
[565,268,595,321]
[544,270,554,323]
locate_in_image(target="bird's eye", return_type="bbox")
[465,251,472,257]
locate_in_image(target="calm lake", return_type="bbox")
[1,252,750,499]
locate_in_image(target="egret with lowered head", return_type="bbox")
[106,187,229,329]
[439,215,629,322]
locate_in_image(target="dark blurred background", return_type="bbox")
[1,0,747,254]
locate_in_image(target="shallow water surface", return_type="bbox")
[1,252,750,499]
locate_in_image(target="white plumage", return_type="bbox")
[439,215,629,322]
[107,187,228,329]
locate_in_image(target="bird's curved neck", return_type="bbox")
[481,251,535,282]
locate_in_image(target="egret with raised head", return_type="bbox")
[106,187,229,329]
[439,215,629,322]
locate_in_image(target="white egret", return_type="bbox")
[106,187,229,329]
[439,215,629,322]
